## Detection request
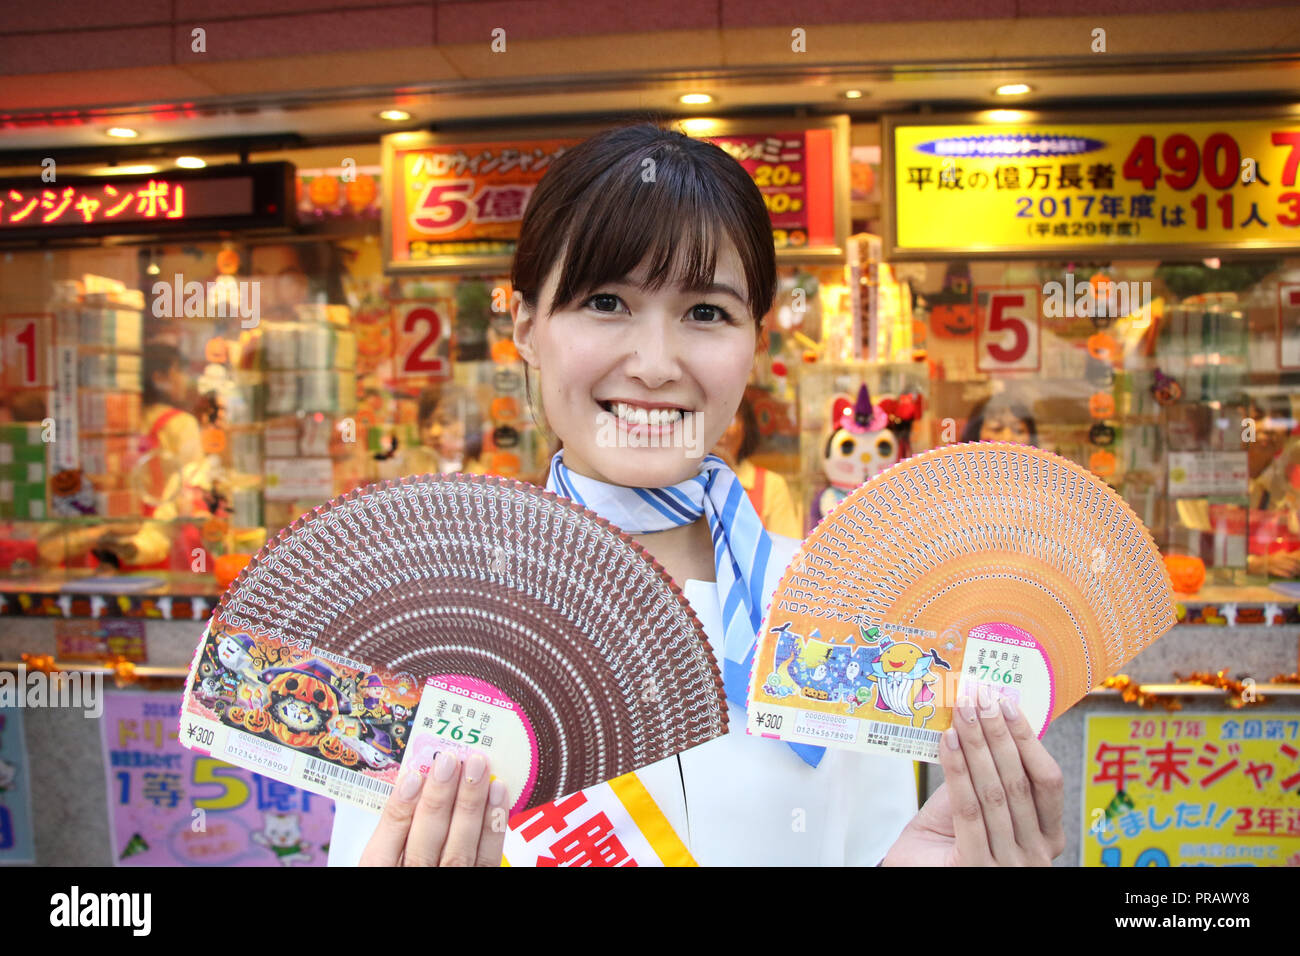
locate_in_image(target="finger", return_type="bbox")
[475,779,511,867]
[439,751,493,867]
[975,686,1045,855]
[403,750,461,866]
[952,690,1017,861]
[937,720,991,864]
[999,696,1066,855]
[358,762,429,866]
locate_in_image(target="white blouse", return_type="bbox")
[327,533,919,866]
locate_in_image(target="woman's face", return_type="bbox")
[980,409,1031,445]
[512,236,759,488]
[424,399,467,460]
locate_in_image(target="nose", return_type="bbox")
[623,314,683,389]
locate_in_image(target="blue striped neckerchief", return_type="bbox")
[545,448,825,768]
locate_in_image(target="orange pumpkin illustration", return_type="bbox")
[200,427,227,455]
[1089,392,1115,419]
[338,748,359,767]
[216,248,240,275]
[243,709,271,734]
[308,175,340,209]
[1087,332,1119,363]
[227,707,246,725]
[930,302,976,338]
[51,469,83,495]
[1088,449,1117,477]
[319,736,346,761]
[346,174,377,211]
[1163,554,1206,595]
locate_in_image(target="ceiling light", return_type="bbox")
[994,84,1032,97]
[106,127,139,139]
[843,89,864,99]
[175,156,206,169]
[378,110,412,122]
[679,93,713,105]
[88,164,159,176]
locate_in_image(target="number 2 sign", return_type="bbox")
[392,300,452,381]
[975,287,1041,373]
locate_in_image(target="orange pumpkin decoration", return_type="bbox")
[1089,392,1115,419]
[338,748,359,767]
[346,174,377,211]
[490,338,520,364]
[243,709,270,734]
[204,337,229,364]
[227,707,246,725]
[200,427,227,455]
[319,736,346,761]
[216,248,240,275]
[1087,332,1119,363]
[201,518,229,546]
[1163,554,1206,595]
[308,175,340,209]
[1088,449,1117,477]
[490,396,520,423]
[930,302,976,339]
[51,468,83,496]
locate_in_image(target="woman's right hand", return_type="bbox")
[359,751,508,866]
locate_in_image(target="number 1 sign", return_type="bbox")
[975,287,1041,373]
[391,300,452,381]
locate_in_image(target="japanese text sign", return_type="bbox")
[888,115,1300,257]
[1083,712,1300,867]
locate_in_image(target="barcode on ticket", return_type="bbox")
[303,756,393,797]
[865,720,942,756]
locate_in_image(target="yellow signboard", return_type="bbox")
[888,114,1300,257]
[1082,713,1300,867]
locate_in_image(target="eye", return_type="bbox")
[585,293,623,313]
[838,438,856,456]
[690,304,732,323]
[285,678,298,691]
[876,438,895,458]
[313,690,325,703]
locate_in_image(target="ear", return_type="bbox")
[511,290,539,368]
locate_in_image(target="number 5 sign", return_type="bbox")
[391,300,452,381]
[975,287,1041,373]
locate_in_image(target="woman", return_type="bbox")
[713,394,802,538]
[331,124,1065,867]
[961,393,1038,447]
[394,385,486,477]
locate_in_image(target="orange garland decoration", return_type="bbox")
[20,653,57,675]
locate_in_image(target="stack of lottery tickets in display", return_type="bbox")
[748,442,1177,761]
[178,473,726,816]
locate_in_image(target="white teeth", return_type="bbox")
[609,402,684,426]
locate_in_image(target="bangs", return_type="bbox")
[540,138,773,322]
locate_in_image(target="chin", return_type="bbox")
[584,446,702,488]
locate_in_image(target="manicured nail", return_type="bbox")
[1000,695,1019,719]
[976,684,991,710]
[489,779,508,807]
[433,751,458,782]
[956,696,976,723]
[944,727,961,750]
[465,752,487,784]
[398,766,423,800]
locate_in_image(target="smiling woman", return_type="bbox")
[328,122,1064,869]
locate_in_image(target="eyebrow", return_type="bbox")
[605,278,747,302]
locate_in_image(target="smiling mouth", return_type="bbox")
[598,400,693,427]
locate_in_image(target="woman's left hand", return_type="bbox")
[881,684,1066,866]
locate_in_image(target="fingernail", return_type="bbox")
[956,696,976,723]
[944,727,961,750]
[433,751,458,782]
[489,779,508,807]
[465,752,487,785]
[976,684,991,710]
[1000,695,1019,719]
[398,766,423,800]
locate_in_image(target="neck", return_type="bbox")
[632,517,716,588]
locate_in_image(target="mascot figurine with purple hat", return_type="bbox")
[809,383,922,530]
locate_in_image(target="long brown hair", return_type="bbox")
[512,121,778,462]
